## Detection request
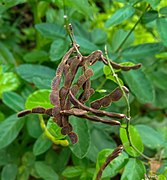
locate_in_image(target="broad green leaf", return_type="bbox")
[145,0,160,9]
[62,166,83,178]
[95,149,128,179]
[105,6,135,28]
[159,6,167,15]
[17,165,29,180]
[135,125,165,149]
[86,128,116,162]
[35,23,65,39]
[158,174,167,180]
[91,28,107,45]
[141,10,158,24]
[111,29,135,52]
[26,115,42,138]
[32,77,52,89]
[49,39,69,61]
[22,152,36,167]
[0,71,20,98]
[35,161,58,180]
[75,36,99,54]
[122,69,155,104]
[153,88,167,109]
[23,50,49,63]
[157,17,167,47]
[122,43,163,59]
[120,125,144,157]
[90,61,104,80]
[70,117,90,159]
[0,114,25,150]
[33,133,52,156]
[1,164,17,180]
[2,91,25,112]
[121,158,146,180]
[0,42,16,65]
[65,0,93,18]
[47,118,66,139]
[25,89,53,109]
[16,64,55,85]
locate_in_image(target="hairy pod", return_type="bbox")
[17,110,31,117]
[68,131,78,144]
[50,91,59,106]
[84,68,94,78]
[110,87,123,101]
[77,74,87,87]
[32,107,45,114]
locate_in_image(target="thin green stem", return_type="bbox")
[115,4,150,53]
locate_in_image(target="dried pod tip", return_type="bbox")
[122,86,129,94]
[61,125,73,135]
[68,132,78,144]
[17,110,31,117]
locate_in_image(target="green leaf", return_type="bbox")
[75,36,99,54]
[25,89,53,109]
[23,50,49,63]
[90,61,104,80]
[70,117,90,159]
[121,158,146,180]
[22,152,36,167]
[17,165,30,180]
[32,77,52,89]
[91,28,107,45]
[47,118,66,139]
[158,174,167,180]
[105,6,135,28]
[35,23,65,39]
[0,42,16,65]
[0,71,20,98]
[49,39,69,61]
[16,64,55,85]
[2,91,25,112]
[157,17,167,47]
[35,161,58,180]
[1,164,17,180]
[95,149,128,178]
[145,0,160,9]
[122,69,155,104]
[120,125,144,157]
[122,43,163,59]
[159,6,167,15]
[154,88,167,109]
[111,29,135,52]
[135,125,165,149]
[62,166,83,178]
[0,114,25,150]
[141,10,158,24]
[33,133,52,156]
[65,0,93,18]
[26,115,42,138]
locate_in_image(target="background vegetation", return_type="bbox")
[0,0,167,179]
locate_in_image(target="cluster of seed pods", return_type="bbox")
[18,43,141,144]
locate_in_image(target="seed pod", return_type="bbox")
[51,77,61,91]
[45,108,53,116]
[77,74,87,87]
[122,86,129,93]
[61,108,87,116]
[84,68,94,78]
[50,91,59,106]
[61,124,73,135]
[64,71,74,88]
[110,87,123,101]
[32,107,45,114]
[90,101,101,109]
[17,110,31,117]
[68,131,78,144]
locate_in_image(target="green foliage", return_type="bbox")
[0,0,167,179]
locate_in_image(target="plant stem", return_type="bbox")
[115,4,150,53]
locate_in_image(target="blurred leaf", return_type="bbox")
[33,134,52,156]
[121,158,146,180]
[90,61,104,80]
[141,10,158,24]
[16,64,55,85]
[145,0,160,9]
[70,117,90,159]
[122,69,155,104]
[26,115,42,138]
[23,50,49,63]
[135,125,165,149]
[154,88,167,109]
[17,165,30,180]
[49,39,69,61]
[120,125,144,157]
[62,166,83,178]
[22,152,36,167]
[35,161,58,180]
[25,89,53,109]
[111,29,135,52]
[0,42,16,65]
[2,91,25,112]
[65,0,93,18]
[1,164,17,180]
[105,6,135,28]
[159,6,167,15]
[0,70,20,98]
[157,17,167,47]
[32,77,52,89]
[158,174,167,180]
[95,149,128,178]
[91,28,107,44]
[0,114,25,150]
[75,36,99,54]
[35,23,65,39]
[122,43,163,59]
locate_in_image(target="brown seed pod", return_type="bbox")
[17,110,31,117]
[110,87,123,101]
[32,106,45,114]
[84,68,94,78]
[77,74,87,87]
[61,123,73,135]
[68,131,78,144]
